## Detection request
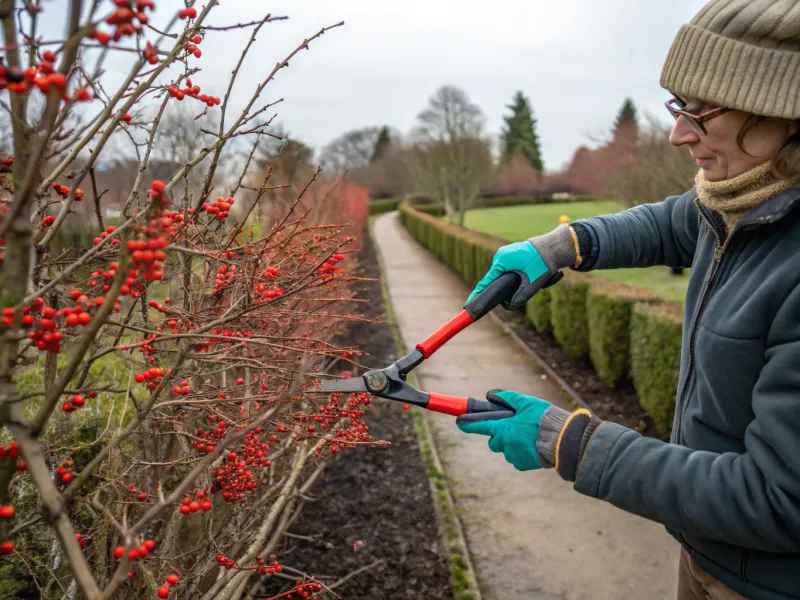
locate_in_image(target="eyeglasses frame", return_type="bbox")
[665,95,731,134]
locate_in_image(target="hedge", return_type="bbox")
[399,202,504,289]
[369,198,399,215]
[630,303,684,437]
[397,200,687,437]
[550,273,590,359]
[372,194,601,219]
[526,287,552,333]
[586,279,660,387]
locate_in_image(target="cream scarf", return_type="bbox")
[695,162,799,235]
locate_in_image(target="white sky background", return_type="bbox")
[40,0,708,171]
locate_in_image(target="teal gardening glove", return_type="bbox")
[466,224,579,310]
[458,390,603,481]
[456,390,552,471]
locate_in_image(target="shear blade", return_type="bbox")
[316,376,368,393]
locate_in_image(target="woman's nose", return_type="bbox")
[669,117,700,147]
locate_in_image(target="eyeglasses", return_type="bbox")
[665,95,731,135]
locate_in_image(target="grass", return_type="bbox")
[461,201,690,303]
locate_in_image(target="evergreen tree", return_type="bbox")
[501,91,543,173]
[612,97,639,146]
[614,97,638,129]
[371,126,391,163]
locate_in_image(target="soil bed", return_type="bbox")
[260,231,452,599]
[494,307,664,440]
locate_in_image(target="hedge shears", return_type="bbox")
[317,271,562,422]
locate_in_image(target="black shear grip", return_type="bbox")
[464,272,521,320]
[464,397,515,421]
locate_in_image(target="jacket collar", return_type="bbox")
[737,185,800,227]
[692,184,800,232]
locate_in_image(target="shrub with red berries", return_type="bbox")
[0,3,364,599]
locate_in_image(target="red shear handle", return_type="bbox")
[426,392,469,416]
[426,393,516,420]
[416,310,472,359]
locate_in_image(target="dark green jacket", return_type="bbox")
[572,185,800,600]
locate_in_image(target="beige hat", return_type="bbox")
[660,0,800,120]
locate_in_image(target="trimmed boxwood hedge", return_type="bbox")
[526,288,552,333]
[397,200,687,437]
[550,273,590,359]
[398,202,504,290]
[369,198,399,215]
[630,303,684,437]
[585,279,660,387]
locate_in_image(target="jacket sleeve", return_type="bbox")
[573,283,800,553]
[572,190,700,271]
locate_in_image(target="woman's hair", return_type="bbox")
[737,115,800,180]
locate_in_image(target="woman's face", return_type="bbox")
[669,99,796,182]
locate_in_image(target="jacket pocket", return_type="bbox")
[688,324,764,450]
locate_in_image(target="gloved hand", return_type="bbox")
[456,390,552,471]
[466,224,578,310]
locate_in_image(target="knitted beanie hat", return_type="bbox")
[660,0,800,120]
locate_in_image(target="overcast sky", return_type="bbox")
[44,0,709,171]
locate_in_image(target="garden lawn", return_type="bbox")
[461,201,690,303]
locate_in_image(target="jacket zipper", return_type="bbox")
[670,194,793,443]
[672,202,731,443]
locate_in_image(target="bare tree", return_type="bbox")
[409,85,495,224]
[319,125,399,172]
[602,113,696,208]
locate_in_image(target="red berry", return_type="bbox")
[137,545,148,558]
[114,546,125,560]
[48,73,66,89]
[200,500,212,511]
[157,586,170,598]
[42,50,56,62]
[236,378,244,385]
[166,574,179,586]
[0,542,14,556]
[0,506,14,518]
[144,539,156,551]
[151,180,166,193]
[128,549,139,561]
[189,501,200,513]
[179,505,190,515]
[121,113,132,122]
[61,472,73,483]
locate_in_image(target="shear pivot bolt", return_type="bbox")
[366,372,388,393]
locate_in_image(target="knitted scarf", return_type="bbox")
[695,162,799,234]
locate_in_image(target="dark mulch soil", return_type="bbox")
[494,307,664,440]
[260,232,452,599]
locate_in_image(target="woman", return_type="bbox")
[457,1,800,599]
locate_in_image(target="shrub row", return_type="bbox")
[371,194,597,218]
[399,202,684,437]
[369,198,400,215]
[399,202,505,287]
